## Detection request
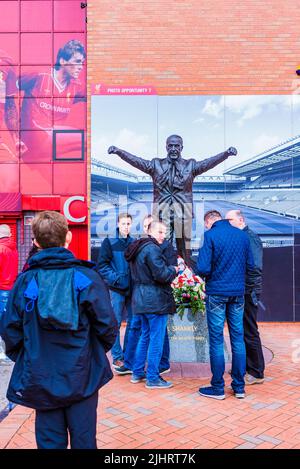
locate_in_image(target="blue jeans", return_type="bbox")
[160,331,170,370]
[0,289,10,315]
[110,291,132,361]
[124,315,170,371]
[206,295,246,393]
[0,290,10,357]
[133,314,168,382]
[123,314,142,369]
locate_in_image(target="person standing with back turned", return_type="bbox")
[0,211,117,449]
[195,210,254,400]
[226,209,265,385]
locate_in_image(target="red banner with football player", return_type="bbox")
[0,1,87,263]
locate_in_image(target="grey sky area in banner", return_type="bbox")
[91,94,300,177]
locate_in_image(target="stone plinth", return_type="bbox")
[168,308,231,363]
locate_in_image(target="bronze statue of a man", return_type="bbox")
[108,135,237,266]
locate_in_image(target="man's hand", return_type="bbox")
[177,257,186,274]
[227,147,237,156]
[108,146,119,154]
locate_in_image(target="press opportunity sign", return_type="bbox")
[91,84,157,95]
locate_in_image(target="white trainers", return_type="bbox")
[245,373,264,385]
[227,385,245,399]
[234,392,245,399]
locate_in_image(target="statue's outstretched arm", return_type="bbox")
[193,147,237,176]
[108,146,153,175]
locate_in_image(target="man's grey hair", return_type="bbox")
[232,209,246,222]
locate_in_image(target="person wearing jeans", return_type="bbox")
[206,295,246,395]
[196,210,254,400]
[133,314,169,383]
[115,313,171,374]
[124,221,179,389]
[97,213,134,368]
[114,214,177,376]
[0,290,11,361]
[109,291,132,364]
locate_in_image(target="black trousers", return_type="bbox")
[35,391,98,449]
[244,293,265,379]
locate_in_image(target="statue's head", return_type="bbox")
[166,135,183,160]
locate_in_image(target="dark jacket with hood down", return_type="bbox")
[0,247,118,410]
[243,225,263,294]
[125,237,177,315]
[97,231,134,296]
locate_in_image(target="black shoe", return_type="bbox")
[159,367,171,375]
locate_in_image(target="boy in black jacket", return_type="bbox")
[114,215,177,376]
[0,211,118,449]
[125,221,179,389]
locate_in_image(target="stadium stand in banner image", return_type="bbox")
[91,135,300,250]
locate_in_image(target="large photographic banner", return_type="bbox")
[0,1,87,193]
[91,90,300,321]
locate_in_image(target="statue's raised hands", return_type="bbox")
[108,146,120,154]
[227,147,237,156]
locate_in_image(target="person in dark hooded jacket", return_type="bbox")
[125,220,179,389]
[97,213,134,369]
[114,214,178,376]
[0,211,118,449]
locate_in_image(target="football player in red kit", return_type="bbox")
[0,51,24,163]
[19,40,86,161]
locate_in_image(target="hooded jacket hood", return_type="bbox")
[28,247,95,270]
[124,237,160,262]
[25,247,95,331]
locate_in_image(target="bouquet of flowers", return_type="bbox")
[171,257,206,319]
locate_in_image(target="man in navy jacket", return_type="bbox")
[0,211,118,449]
[196,210,254,400]
[97,213,134,368]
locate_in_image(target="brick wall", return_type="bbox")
[88,0,300,94]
